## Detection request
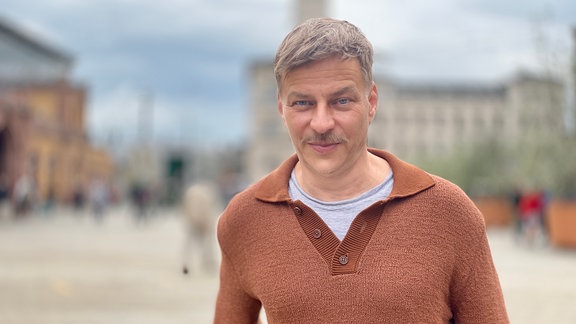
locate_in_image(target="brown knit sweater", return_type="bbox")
[214,149,509,323]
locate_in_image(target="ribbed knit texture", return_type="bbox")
[214,149,509,324]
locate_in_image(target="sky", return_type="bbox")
[1,0,575,150]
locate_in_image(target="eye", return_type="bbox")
[335,98,350,105]
[291,100,313,107]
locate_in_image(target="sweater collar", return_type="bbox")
[254,148,435,203]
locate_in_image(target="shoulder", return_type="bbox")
[218,182,259,228]
[427,175,474,205]
[217,180,275,245]
[427,175,487,234]
[218,156,295,235]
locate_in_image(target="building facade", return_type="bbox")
[0,17,113,206]
[371,73,564,161]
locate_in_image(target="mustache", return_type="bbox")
[302,133,347,144]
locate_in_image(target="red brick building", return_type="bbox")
[0,17,113,205]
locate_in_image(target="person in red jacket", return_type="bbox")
[214,17,509,323]
[518,190,545,245]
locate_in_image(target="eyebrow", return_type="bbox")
[331,86,357,98]
[286,91,312,99]
[286,86,358,100]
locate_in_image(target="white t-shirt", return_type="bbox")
[288,170,394,240]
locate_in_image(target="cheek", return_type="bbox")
[283,114,307,139]
[284,112,308,128]
[338,111,368,131]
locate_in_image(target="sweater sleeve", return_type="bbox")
[214,251,262,324]
[449,201,509,323]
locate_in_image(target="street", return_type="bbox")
[0,206,218,324]
[1,206,575,323]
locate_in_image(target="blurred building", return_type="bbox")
[0,17,113,204]
[246,0,567,182]
[371,73,564,160]
[246,0,328,182]
[245,60,293,183]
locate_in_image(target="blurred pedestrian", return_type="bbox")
[89,178,108,223]
[214,18,509,323]
[510,186,523,241]
[72,185,85,212]
[181,181,222,275]
[130,182,151,223]
[42,186,56,216]
[518,190,545,246]
[0,173,10,221]
[13,172,34,218]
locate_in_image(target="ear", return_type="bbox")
[277,93,286,123]
[368,82,378,122]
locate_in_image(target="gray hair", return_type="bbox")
[273,17,374,90]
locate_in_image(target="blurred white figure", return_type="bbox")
[182,181,223,275]
[13,172,34,217]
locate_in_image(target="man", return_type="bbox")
[214,18,509,323]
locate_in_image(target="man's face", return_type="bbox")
[278,56,378,178]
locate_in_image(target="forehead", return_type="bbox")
[280,57,365,96]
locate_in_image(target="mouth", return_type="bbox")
[308,142,339,154]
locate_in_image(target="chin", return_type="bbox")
[309,159,341,176]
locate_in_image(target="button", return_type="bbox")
[338,254,349,265]
[293,206,302,215]
[312,229,321,239]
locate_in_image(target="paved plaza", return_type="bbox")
[0,206,575,323]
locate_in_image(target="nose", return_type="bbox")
[309,103,335,134]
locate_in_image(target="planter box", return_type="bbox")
[547,200,576,248]
[474,197,513,227]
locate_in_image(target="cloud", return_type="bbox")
[334,0,574,82]
[87,84,247,150]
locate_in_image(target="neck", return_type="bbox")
[295,151,390,202]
